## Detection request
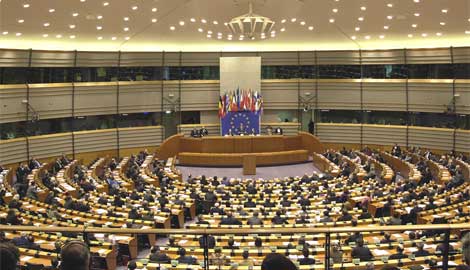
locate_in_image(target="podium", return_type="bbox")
[243,155,256,175]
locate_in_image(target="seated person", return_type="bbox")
[210,247,230,266]
[247,212,263,226]
[358,208,372,219]
[196,215,210,225]
[298,248,316,265]
[337,210,353,222]
[413,242,430,257]
[190,128,200,138]
[380,232,393,244]
[261,253,297,270]
[177,248,197,264]
[387,212,402,225]
[0,242,19,270]
[198,235,216,249]
[149,246,171,263]
[351,239,373,261]
[239,250,255,267]
[220,212,242,226]
[389,245,407,260]
[271,211,288,225]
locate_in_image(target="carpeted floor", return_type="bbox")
[176,162,321,180]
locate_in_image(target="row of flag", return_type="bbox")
[218,88,263,118]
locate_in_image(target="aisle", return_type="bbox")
[176,161,320,180]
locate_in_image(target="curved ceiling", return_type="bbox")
[0,0,469,52]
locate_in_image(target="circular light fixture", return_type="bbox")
[227,3,275,40]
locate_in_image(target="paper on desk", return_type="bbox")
[178,240,188,245]
[373,249,390,256]
[21,256,33,262]
[306,241,319,246]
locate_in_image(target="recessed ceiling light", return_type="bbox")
[280,28,286,32]
[351,36,356,40]
[414,0,420,2]
[132,6,138,10]
[440,22,446,25]
[125,37,130,40]
[414,13,420,16]
[436,32,442,36]
[441,9,448,13]
[179,21,185,26]
[170,26,175,30]
[111,37,117,40]
[412,24,417,28]
[355,27,360,31]
[421,33,427,37]
[291,18,297,22]
[207,30,212,34]
[151,7,157,12]
[2,31,9,35]
[213,21,218,25]
[103,2,109,6]
[72,13,79,17]
[70,35,76,39]
[360,6,366,11]
[69,25,76,29]
[329,18,335,23]
[379,35,385,39]
[465,30,470,34]
[384,25,389,30]
[97,15,103,20]
[42,34,48,37]
[49,8,55,13]
[281,19,286,23]
[300,21,306,25]
[16,33,22,36]
[80,0,86,2]
[124,17,129,21]
[96,26,102,30]
[23,4,30,8]
[190,18,196,22]
[387,15,393,20]
[364,35,371,39]
[18,19,24,23]
[201,19,207,23]
[332,9,338,13]
[97,36,102,40]
[358,17,364,21]
[217,32,222,36]
[308,26,314,30]
[56,34,62,38]
[408,34,413,37]
[387,3,393,7]
[43,22,50,27]
[198,28,203,32]
[207,34,211,38]
[123,27,129,31]
[218,36,223,39]
[151,18,157,23]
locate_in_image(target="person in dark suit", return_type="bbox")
[190,128,200,138]
[380,233,393,244]
[196,215,210,225]
[271,211,288,225]
[299,248,316,265]
[199,127,208,137]
[359,208,372,219]
[247,212,263,226]
[261,253,297,270]
[177,248,197,264]
[274,127,283,135]
[389,245,407,260]
[413,242,430,257]
[244,197,256,208]
[28,157,41,170]
[220,212,242,226]
[198,235,216,249]
[6,209,21,225]
[337,210,353,222]
[351,239,373,261]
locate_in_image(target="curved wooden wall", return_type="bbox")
[317,123,469,153]
[0,126,164,166]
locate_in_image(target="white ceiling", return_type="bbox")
[0,0,469,52]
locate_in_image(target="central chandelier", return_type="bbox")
[227,2,275,40]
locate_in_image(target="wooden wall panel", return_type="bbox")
[74,129,118,153]
[260,52,299,66]
[408,126,454,150]
[0,49,30,67]
[406,48,452,64]
[408,80,453,112]
[316,51,361,65]
[316,123,361,144]
[118,81,162,113]
[180,81,219,111]
[362,124,407,147]
[181,52,219,66]
[30,50,75,67]
[261,80,298,109]
[29,83,73,119]
[362,80,406,111]
[120,52,163,66]
[0,84,27,123]
[455,80,470,115]
[455,130,470,154]
[361,50,405,65]
[75,52,119,67]
[0,138,27,165]
[28,133,73,159]
[317,80,361,110]
[74,82,117,116]
[118,126,164,149]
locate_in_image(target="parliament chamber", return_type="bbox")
[1,1,470,270]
